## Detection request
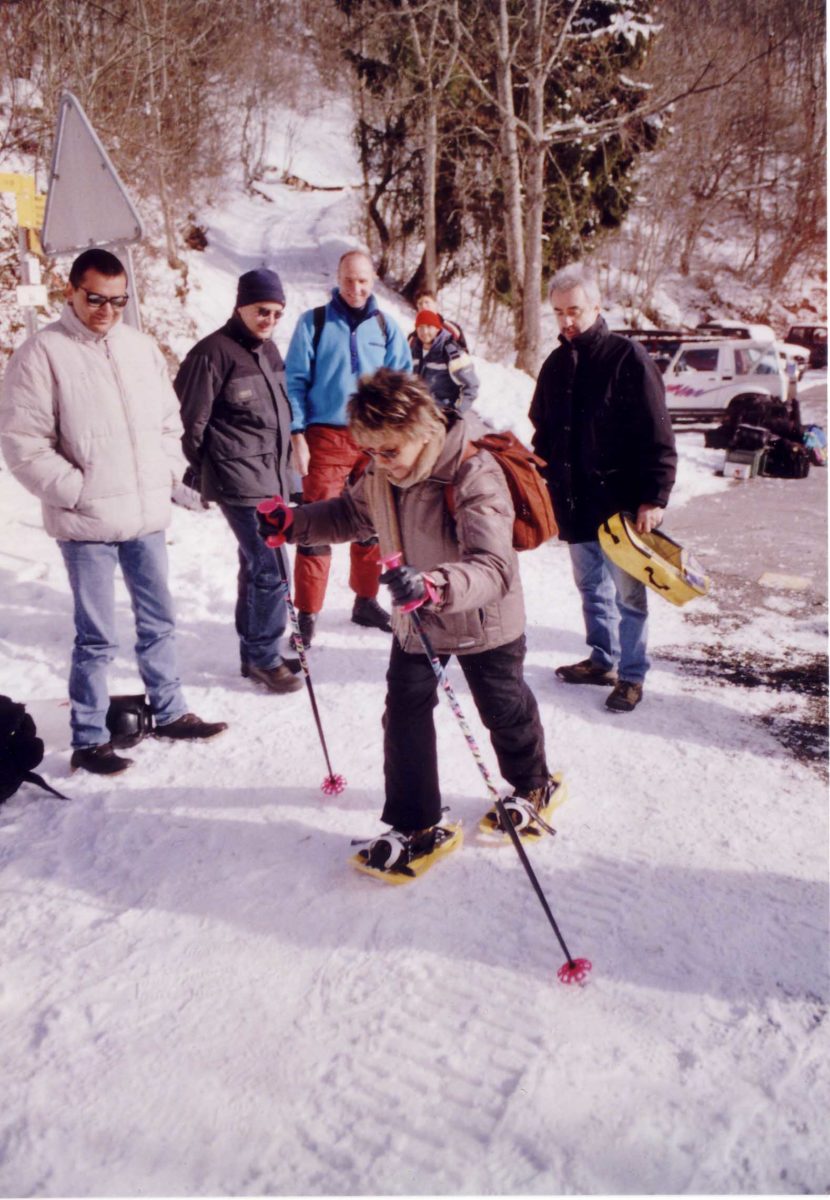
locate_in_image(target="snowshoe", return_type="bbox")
[478,772,567,842]
[350,821,463,884]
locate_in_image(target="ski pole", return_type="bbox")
[380,552,590,985]
[271,538,345,796]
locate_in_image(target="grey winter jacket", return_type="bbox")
[0,304,184,542]
[289,413,526,655]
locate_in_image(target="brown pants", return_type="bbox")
[293,425,381,614]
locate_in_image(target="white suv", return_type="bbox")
[696,320,810,380]
[660,339,786,419]
[614,331,788,420]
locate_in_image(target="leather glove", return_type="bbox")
[379,564,440,611]
[256,495,295,547]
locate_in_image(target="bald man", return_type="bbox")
[284,251,412,645]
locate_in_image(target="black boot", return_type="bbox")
[351,596,392,633]
[296,611,317,648]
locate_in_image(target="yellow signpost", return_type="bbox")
[1,170,48,333]
[0,171,46,229]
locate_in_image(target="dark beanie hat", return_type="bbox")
[414,309,442,330]
[236,268,285,308]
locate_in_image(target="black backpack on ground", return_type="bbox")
[761,437,812,479]
[0,696,69,803]
[705,395,802,450]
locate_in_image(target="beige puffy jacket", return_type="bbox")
[290,414,527,655]
[0,304,184,542]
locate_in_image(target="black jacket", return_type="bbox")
[530,317,677,543]
[174,315,293,505]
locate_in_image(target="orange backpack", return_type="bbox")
[446,431,558,551]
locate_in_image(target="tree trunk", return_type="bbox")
[494,0,526,359]
[422,99,439,296]
[518,3,546,376]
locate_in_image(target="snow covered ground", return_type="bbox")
[1,92,828,1197]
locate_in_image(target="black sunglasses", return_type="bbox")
[80,287,130,309]
[256,306,284,320]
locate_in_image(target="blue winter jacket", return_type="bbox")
[285,288,412,433]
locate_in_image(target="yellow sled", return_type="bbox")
[598,512,710,607]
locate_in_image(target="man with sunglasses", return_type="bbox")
[174,268,301,695]
[0,248,227,774]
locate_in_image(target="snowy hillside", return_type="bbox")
[1,88,828,1196]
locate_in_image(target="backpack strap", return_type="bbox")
[307,304,327,390]
[443,442,479,518]
[22,771,70,801]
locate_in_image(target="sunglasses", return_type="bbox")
[364,445,401,462]
[80,287,130,309]
[256,307,284,321]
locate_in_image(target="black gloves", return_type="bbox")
[379,564,426,607]
[379,564,441,611]
[256,496,295,546]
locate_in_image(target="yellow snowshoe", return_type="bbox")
[479,773,567,842]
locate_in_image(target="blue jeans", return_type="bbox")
[219,504,288,670]
[59,532,187,748]
[568,540,650,684]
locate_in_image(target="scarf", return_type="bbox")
[365,425,447,562]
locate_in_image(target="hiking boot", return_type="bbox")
[70,742,133,776]
[296,611,317,649]
[241,657,301,677]
[247,663,303,694]
[351,596,392,633]
[155,713,228,740]
[555,658,617,686]
[605,680,643,713]
[480,772,567,839]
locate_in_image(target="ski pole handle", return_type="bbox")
[379,552,439,613]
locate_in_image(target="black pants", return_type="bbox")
[382,634,548,833]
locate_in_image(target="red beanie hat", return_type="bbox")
[415,309,443,330]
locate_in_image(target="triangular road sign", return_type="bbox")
[41,91,144,255]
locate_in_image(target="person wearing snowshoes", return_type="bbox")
[410,309,480,417]
[530,263,677,714]
[258,368,563,878]
[174,268,302,696]
[283,250,412,648]
[0,249,227,775]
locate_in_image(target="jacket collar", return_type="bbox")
[59,301,123,345]
[223,312,270,352]
[428,411,490,483]
[558,314,607,354]
[331,287,379,328]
